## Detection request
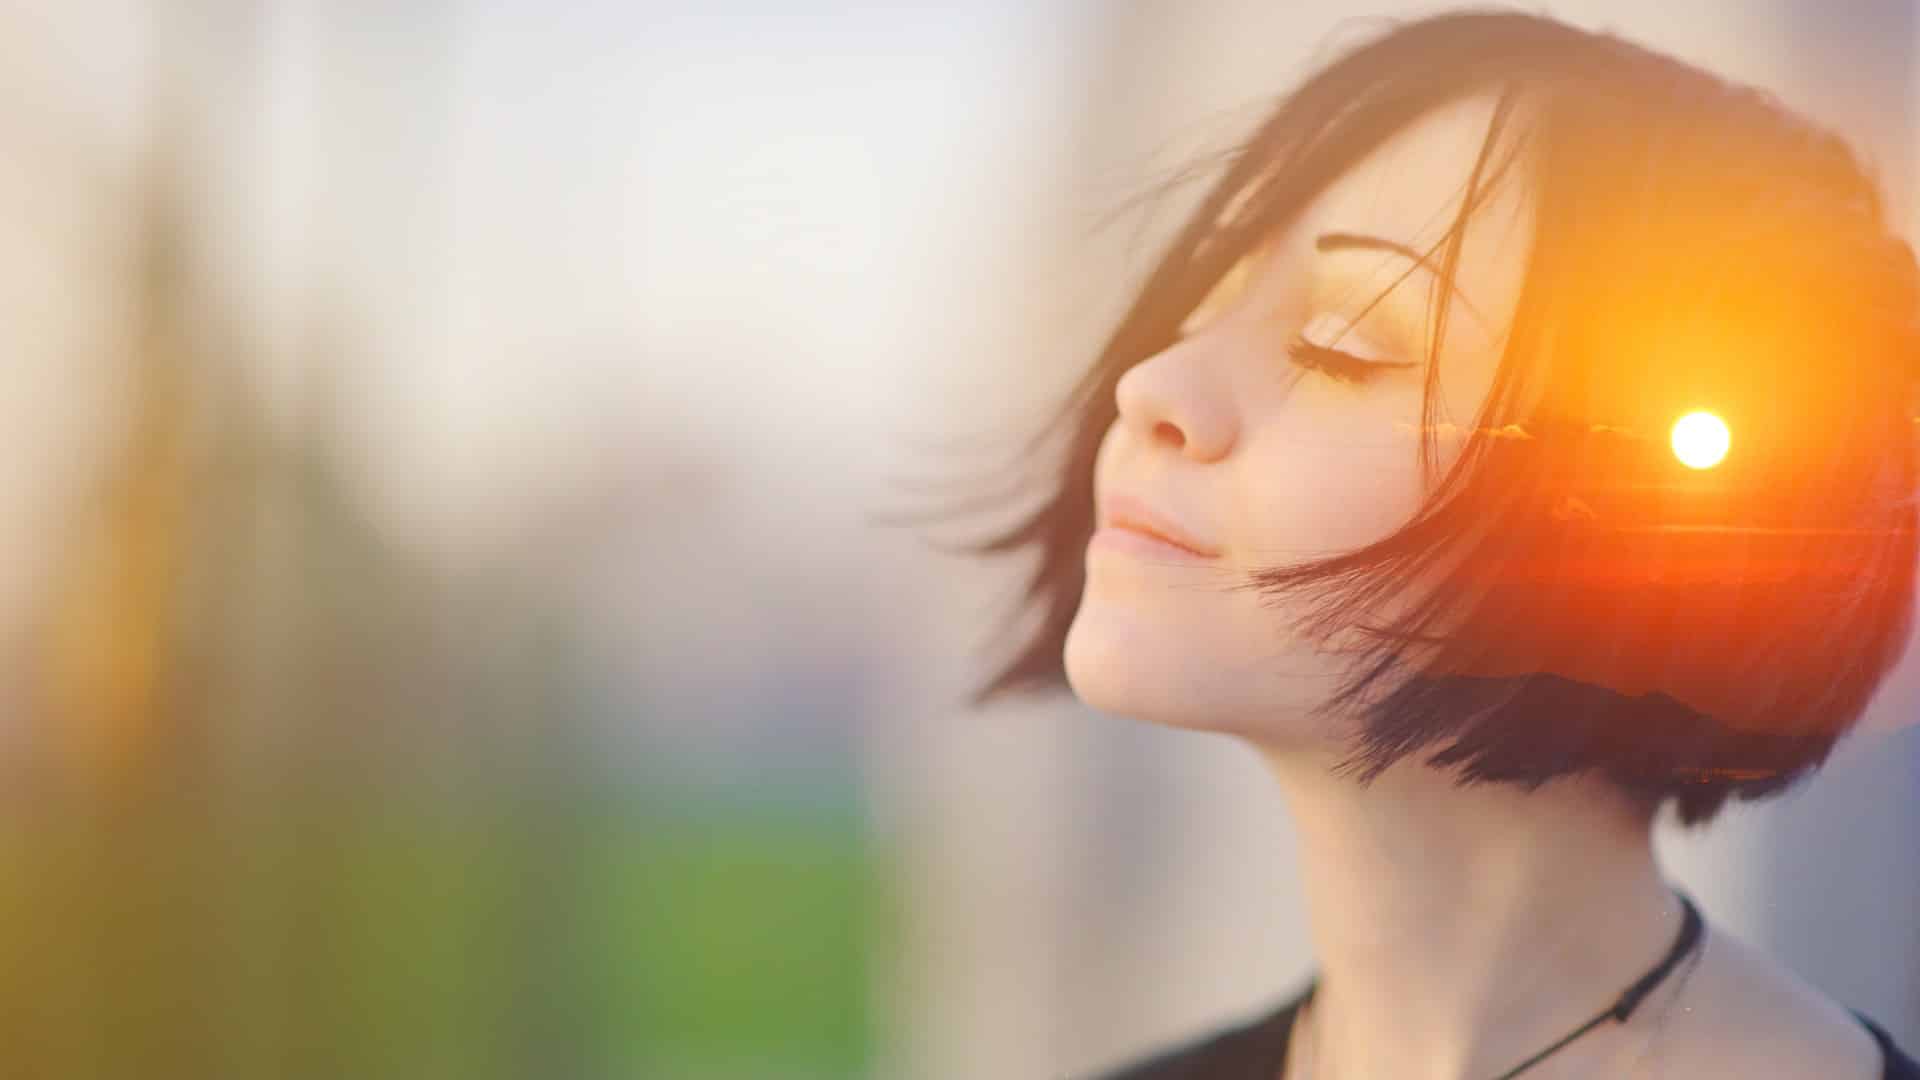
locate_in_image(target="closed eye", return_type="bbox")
[1285,337,1420,385]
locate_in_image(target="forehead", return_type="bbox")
[1297,92,1535,333]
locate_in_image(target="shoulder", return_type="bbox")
[1081,991,1306,1080]
[1650,921,1898,1079]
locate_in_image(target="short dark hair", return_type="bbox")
[944,10,1920,826]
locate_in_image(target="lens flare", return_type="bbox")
[1670,411,1730,469]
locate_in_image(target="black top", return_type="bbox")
[1089,983,1920,1079]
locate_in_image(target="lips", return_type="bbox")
[1101,493,1221,558]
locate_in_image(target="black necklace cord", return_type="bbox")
[1487,891,1705,1080]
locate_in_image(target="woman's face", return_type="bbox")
[1063,93,1535,743]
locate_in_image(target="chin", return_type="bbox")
[1062,607,1252,733]
[1063,602,1352,744]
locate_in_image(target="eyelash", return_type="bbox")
[1286,337,1397,384]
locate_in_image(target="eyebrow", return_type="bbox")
[1315,231,1488,327]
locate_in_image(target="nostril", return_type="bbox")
[1152,420,1185,448]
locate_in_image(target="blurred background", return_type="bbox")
[2,1,1916,1077]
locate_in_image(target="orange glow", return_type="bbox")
[1670,411,1730,469]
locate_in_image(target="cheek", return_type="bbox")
[1232,383,1433,559]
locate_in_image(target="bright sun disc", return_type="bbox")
[1671,411,1730,469]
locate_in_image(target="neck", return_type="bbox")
[1259,744,1684,1079]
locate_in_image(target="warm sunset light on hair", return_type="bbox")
[1671,411,1731,469]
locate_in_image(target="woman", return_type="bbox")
[956,10,1920,1078]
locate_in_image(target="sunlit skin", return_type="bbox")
[1672,410,1731,469]
[1063,93,1884,1079]
[1066,95,1527,737]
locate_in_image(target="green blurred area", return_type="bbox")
[0,108,895,1080]
[0,792,887,1080]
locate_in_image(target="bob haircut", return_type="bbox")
[954,10,1920,826]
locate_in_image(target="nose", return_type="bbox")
[1112,342,1239,461]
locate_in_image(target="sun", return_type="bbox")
[1670,411,1730,469]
